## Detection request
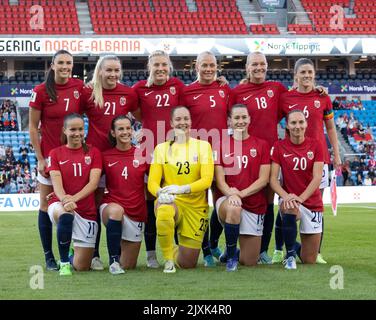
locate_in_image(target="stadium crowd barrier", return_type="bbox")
[1,186,375,212]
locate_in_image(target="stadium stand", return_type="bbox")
[299,0,376,35]
[88,0,248,35]
[334,100,376,185]
[0,0,80,35]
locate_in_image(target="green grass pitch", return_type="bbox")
[0,204,375,300]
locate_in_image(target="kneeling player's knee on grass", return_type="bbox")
[226,207,241,224]
[74,264,90,271]
[178,259,197,269]
[123,261,137,269]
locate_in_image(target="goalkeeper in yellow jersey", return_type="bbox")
[148,106,214,273]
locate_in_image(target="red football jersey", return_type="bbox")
[81,83,138,152]
[279,89,334,164]
[29,78,84,158]
[101,146,148,222]
[47,145,102,221]
[133,77,185,149]
[217,135,270,215]
[229,81,287,148]
[181,81,230,143]
[271,137,324,212]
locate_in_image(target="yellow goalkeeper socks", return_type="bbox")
[156,205,175,261]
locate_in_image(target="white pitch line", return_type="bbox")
[338,205,376,210]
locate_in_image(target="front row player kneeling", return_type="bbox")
[100,115,148,274]
[47,113,102,276]
[215,104,271,271]
[147,106,214,273]
[270,110,324,270]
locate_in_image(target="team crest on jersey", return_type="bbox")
[250,148,257,158]
[73,90,80,99]
[314,100,321,108]
[267,90,274,98]
[219,90,225,98]
[307,151,314,160]
[85,156,91,165]
[170,87,176,95]
[133,159,139,168]
[120,96,127,106]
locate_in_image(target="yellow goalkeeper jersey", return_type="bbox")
[148,137,214,207]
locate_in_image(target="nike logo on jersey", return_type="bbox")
[108,161,119,167]
[193,94,203,100]
[243,94,253,101]
[224,153,234,158]
[59,160,70,165]
[283,154,293,158]
[145,91,154,96]
[288,104,299,109]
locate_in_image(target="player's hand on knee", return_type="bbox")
[228,187,241,197]
[63,201,77,212]
[157,193,175,204]
[61,194,75,205]
[228,194,242,207]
